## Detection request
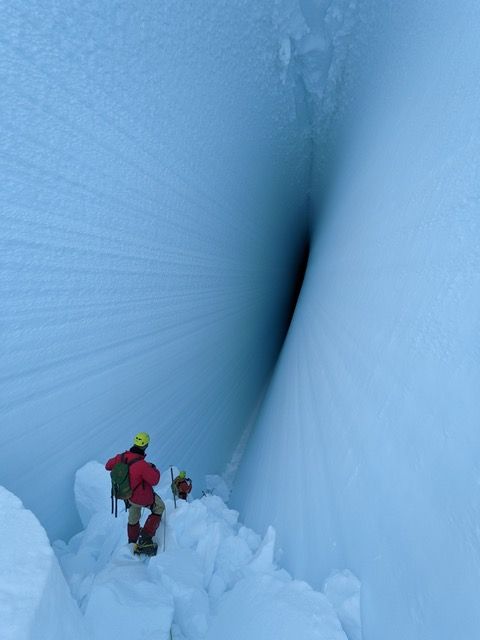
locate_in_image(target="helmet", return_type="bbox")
[133,432,150,448]
[179,470,186,479]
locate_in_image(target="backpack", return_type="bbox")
[110,454,143,517]
[172,477,191,497]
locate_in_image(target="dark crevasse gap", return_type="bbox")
[280,199,313,345]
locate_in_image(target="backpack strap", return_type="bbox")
[111,454,127,516]
[111,454,142,517]
[127,456,145,494]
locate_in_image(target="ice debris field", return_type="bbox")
[1,464,361,640]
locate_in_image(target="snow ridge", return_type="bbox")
[52,462,362,640]
[0,486,87,640]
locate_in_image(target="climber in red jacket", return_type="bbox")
[171,470,192,501]
[105,432,165,550]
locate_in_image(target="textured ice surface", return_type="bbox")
[1,0,311,540]
[233,2,480,640]
[2,1,480,639]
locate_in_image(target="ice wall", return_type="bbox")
[3,1,479,639]
[1,1,311,539]
[233,1,480,639]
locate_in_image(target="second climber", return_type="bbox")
[171,470,193,501]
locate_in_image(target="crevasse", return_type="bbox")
[2,1,480,639]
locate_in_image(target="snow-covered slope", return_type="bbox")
[52,462,359,640]
[233,1,480,639]
[0,467,361,640]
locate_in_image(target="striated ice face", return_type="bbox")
[233,2,480,640]
[1,0,311,539]
[2,2,480,640]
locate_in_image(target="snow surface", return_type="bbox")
[0,486,87,640]
[323,571,362,640]
[51,462,356,640]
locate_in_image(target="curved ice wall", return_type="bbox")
[234,1,480,640]
[1,1,311,539]
[2,1,480,639]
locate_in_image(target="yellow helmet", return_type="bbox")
[133,432,150,448]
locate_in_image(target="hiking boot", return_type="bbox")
[134,534,158,557]
[137,534,154,548]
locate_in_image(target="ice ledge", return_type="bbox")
[0,486,87,640]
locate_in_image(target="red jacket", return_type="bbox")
[105,450,160,506]
[174,477,192,495]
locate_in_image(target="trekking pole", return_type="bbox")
[163,508,167,552]
[112,489,118,517]
[170,466,177,509]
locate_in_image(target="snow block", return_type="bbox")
[84,555,174,640]
[0,486,87,640]
[59,462,356,640]
[205,574,348,640]
[148,549,209,639]
[324,570,362,640]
